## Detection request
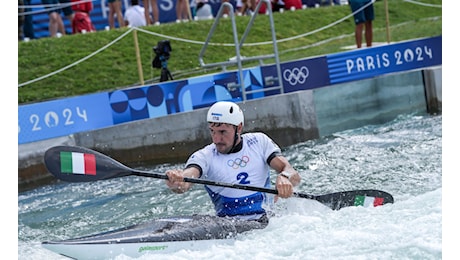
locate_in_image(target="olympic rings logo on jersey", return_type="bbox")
[283,66,309,86]
[227,156,250,169]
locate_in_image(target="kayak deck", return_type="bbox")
[42,214,267,258]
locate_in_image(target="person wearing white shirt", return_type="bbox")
[124,0,147,27]
[194,0,214,20]
[166,101,301,223]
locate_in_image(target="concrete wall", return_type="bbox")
[315,69,432,137]
[18,67,442,192]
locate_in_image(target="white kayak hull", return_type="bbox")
[42,238,235,259]
[42,214,267,259]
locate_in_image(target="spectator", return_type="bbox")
[304,0,319,7]
[19,0,25,40]
[349,0,374,48]
[272,0,285,12]
[176,0,190,22]
[108,0,125,29]
[239,0,254,16]
[235,0,242,14]
[71,0,96,33]
[284,0,301,10]
[41,0,66,37]
[124,0,147,27]
[194,0,213,20]
[330,0,342,5]
[143,0,160,25]
[22,0,36,40]
[257,0,285,14]
[58,0,75,34]
[221,0,231,16]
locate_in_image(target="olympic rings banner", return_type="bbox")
[18,36,441,144]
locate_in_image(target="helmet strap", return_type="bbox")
[227,125,239,154]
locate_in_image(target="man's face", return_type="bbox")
[208,123,237,154]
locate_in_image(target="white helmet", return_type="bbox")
[207,101,244,126]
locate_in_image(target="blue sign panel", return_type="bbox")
[18,68,260,143]
[261,56,330,93]
[327,36,442,84]
[18,93,113,144]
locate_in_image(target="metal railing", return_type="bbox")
[198,0,284,100]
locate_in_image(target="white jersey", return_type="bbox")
[124,5,146,27]
[195,4,213,20]
[186,132,281,220]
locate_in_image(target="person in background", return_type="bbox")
[349,0,374,48]
[108,0,125,29]
[165,101,301,225]
[239,0,254,16]
[194,0,213,20]
[41,0,66,37]
[143,0,160,25]
[71,0,96,33]
[176,0,190,22]
[124,0,147,27]
[255,0,285,14]
[220,0,231,16]
[58,0,75,34]
[283,0,302,10]
[19,0,25,40]
[22,0,36,40]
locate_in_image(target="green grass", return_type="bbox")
[18,0,442,104]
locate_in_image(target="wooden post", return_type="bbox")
[185,0,193,21]
[133,29,144,85]
[384,0,391,44]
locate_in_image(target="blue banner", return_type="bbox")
[19,67,273,144]
[327,36,442,84]
[262,57,329,93]
[18,93,113,144]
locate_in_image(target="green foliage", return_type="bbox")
[18,0,442,104]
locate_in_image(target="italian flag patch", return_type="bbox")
[354,195,384,207]
[60,151,96,175]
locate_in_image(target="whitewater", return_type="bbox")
[18,114,442,259]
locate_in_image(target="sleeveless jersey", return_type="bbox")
[185,132,281,220]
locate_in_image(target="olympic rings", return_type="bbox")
[227,156,250,169]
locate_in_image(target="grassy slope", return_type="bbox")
[18,0,442,104]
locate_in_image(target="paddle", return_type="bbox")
[44,145,394,210]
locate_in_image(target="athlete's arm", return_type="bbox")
[269,155,301,198]
[165,166,201,194]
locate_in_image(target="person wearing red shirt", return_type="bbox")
[71,0,96,33]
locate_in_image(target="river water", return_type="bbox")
[18,113,443,259]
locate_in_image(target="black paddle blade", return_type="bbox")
[312,189,394,210]
[44,146,133,182]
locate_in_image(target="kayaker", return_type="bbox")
[166,101,301,227]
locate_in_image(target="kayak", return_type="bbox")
[42,214,268,259]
